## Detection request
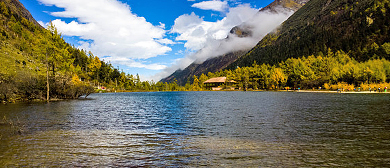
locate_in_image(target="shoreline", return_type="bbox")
[3,90,388,104]
[292,90,389,94]
[98,89,390,94]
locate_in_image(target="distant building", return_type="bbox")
[203,77,236,90]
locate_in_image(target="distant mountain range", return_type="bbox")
[161,0,310,85]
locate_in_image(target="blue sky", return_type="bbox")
[19,0,275,81]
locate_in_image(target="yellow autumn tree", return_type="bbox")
[270,67,286,89]
[192,75,200,91]
[88,56,101,86]
[71,74,82,86]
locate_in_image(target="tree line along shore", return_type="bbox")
[183,49,390,92]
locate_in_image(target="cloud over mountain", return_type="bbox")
[155,4,294,81]
[171,4,259,51]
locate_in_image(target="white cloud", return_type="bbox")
[158,22,166,29]
[192,0,228,12]
[38,0,172,62]
[156,38,176,45]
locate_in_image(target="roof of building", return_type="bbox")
[203,77,236,84]
[203,77,226,83]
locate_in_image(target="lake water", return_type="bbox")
[0,91,389,167]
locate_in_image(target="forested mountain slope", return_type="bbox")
[228,0,390,68]
[0,0,100,101]
[1,0,193,102]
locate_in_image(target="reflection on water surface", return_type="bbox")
[1,92,389,167]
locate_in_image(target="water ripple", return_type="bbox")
[1,92,389,167]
